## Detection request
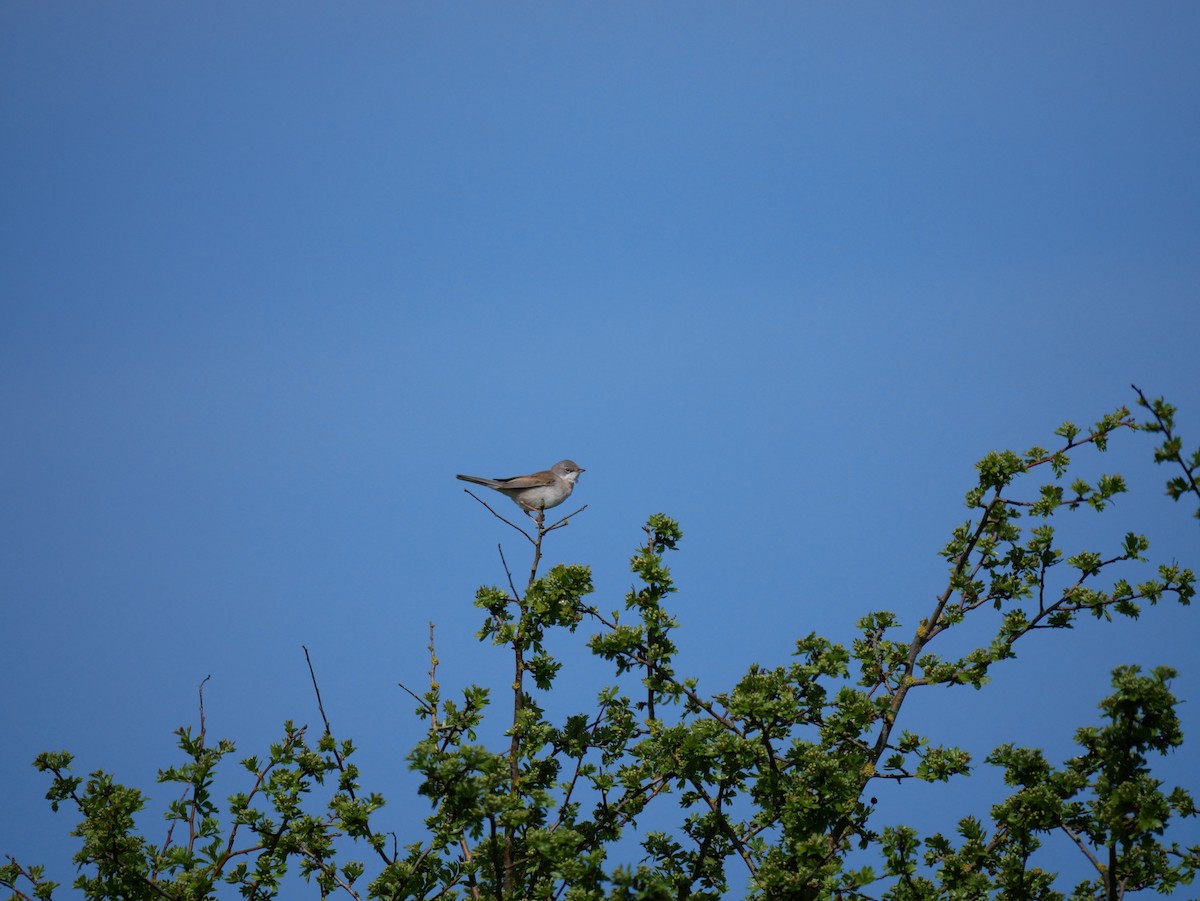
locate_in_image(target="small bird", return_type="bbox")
[456,459,585,513]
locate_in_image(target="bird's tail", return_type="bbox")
[456,474,503,489]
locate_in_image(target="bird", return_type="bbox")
[456,460,585,514]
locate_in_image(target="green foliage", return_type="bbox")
[1134,384,1200,523]
[951,665,1199,899]
[4,390,1199,900]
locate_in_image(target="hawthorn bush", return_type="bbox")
[3,387,1198,900]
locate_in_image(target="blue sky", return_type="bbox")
[2,3,1198,894]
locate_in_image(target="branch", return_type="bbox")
[544,504,588,532]
[691,778,758,880]
[302,647,392,867]
[1,856,57,901]
[497,544,520,602]
[461,489,537,546]
[402,621,442,726]
[298,849,364,901]
[1133,383,1200,517]
[188,676,212,850]
[868,494,1004,763]
[526,508,547,590]
[398,624,443,728]
[304,646,334,737]
[1060,823,1107,878]
[215,728,309,878]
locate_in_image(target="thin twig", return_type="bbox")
[399,623,442,718]
[527,509,545,590]
[427,621,439,730]
[544,504,589,532]
[302,646,391,867]
[198,674,210,738]
[397,681,429,710]
[462,489,536,545]
[498,544,521,602]
[303,645,333,737]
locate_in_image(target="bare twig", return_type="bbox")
[397,680,428,710]
[498,544,521,602]
[462,489,536,545]
[303,645,333,737]
[545,504,589,532]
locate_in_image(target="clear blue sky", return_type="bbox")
[2,3,1198,894]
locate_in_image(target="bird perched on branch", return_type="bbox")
[456,460,585,513]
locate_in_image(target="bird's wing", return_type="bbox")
[496,470,555,489]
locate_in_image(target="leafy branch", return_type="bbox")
[1134,383,1200,522]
